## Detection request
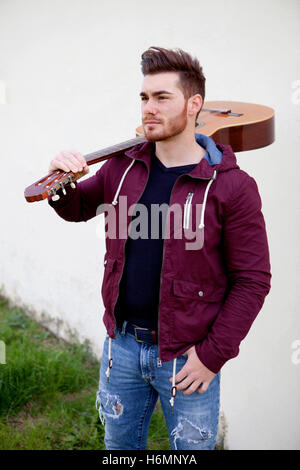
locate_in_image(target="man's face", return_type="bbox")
[140,72,188,142]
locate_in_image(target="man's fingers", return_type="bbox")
[49,149,88,176]
[61,151,84,173]
[173,371,198,389]
[72,150,88,168]
[169,371,210,396]
[50,158,70,173]
[70,152,89,173]
[173,376,190,391]
[173,376,205,395]
[168,350,214,396]
[178,380,209,395]
[182,379,203,395]
[55,152,87,172]
[171,365,190,384]
[196,381,209,394]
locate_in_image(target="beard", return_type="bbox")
[143,101,188,142]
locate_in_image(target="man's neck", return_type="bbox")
[154,129,206,168]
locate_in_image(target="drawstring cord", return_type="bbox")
[112,159,136,206]
[198,170,217,229]
[105,337,113,383]
[169,358,177,412]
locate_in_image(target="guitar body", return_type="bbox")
[136,100,275,152]
[24,100,275,202]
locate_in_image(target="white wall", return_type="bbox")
[0,0,299,450]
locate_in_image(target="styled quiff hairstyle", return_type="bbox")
[141,46,206,119]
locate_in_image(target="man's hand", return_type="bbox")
[169,346,216,395]
[48,149,89,176]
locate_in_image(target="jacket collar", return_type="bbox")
[125,140,239,180]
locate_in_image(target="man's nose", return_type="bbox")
[143,99,157,114]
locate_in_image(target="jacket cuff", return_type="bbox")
[195,342,232,374]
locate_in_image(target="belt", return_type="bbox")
[122,322,158,345]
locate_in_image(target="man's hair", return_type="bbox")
[141,46,205,118]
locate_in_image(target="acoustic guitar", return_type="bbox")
[24,100,275,203]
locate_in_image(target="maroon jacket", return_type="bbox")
[48,140,271,373]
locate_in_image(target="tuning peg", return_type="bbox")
[51,194,60,201]
[62,187,66,195]
[70,182,76,189]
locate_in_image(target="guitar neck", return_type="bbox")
[84,135,147,165]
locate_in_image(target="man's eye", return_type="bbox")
[141,96,148,101]
[159,96,168,100]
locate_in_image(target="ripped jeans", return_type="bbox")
[96,323,220,450]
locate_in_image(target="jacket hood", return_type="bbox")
[125,133,240,180]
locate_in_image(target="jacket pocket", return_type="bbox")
[170,278,226,345]
[172,278,226,303]
[101,255,117,310]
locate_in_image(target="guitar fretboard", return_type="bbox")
[84,135,147,164]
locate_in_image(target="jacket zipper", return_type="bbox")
[183,192,194,229]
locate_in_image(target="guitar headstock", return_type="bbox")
[24,169,86,202]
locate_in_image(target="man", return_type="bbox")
[48,47,271,450]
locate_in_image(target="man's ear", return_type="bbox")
[187,94,203,117]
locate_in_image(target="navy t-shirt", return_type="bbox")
[114,150,199,331]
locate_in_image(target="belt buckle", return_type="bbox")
[134,326,149,343]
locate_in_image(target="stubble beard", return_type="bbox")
[143,102,188,142]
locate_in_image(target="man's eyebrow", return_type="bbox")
[139,90,174,97]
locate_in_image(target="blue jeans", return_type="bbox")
[96,322,220,450]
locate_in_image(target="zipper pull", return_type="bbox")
[183,192,194,229]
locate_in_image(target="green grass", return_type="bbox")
[0,298,170,450]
